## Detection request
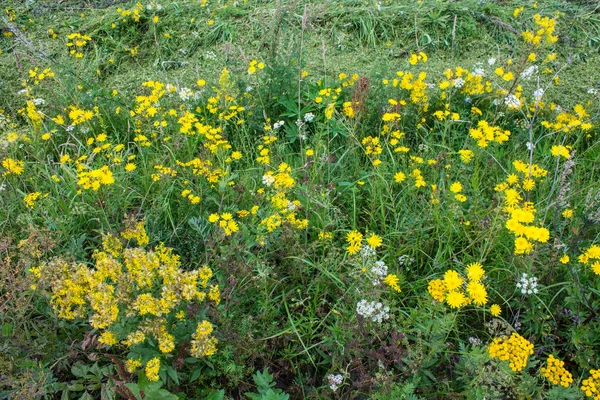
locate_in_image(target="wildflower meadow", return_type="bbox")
[1,0,600,398]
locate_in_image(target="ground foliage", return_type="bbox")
[2,0,600,399]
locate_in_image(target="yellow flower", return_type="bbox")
[490,304,501,317]
[446,290,466,309]
[366,233,382,249]
[444,270,463,292]
[145,357,160,382]
[466,262,485,282]
[384,274,401,292]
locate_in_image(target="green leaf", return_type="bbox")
[166,366,180,385]
[189,368,202,383]
[78,392,94,400]
[1,323,13,336]
[71,362,88,378]
[205,389,225,400]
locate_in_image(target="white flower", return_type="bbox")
[359,245,376,259]
[504,94,521,110]
[533,88,544,103]
[178,87,192,101]
[356,300,390,323]
[587,88,598,95]
[328,374,343,392]
[521,65,538,80]
[517,273,539,295]
[453,78,465,88]
[33,98,45,106]
[487,58,496,65]
[304,112,315,122]
[473,68,486,77]
[17,89,29,96]
[273,120,285,130]
[262,174,275,187]
[526,142,535,151]
[245,86,253,92]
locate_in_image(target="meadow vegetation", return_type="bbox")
[1,0,600,398]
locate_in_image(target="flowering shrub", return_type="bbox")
[32,221,219,383]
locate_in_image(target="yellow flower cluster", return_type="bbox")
[145,357,160,382]
[542,104,592,133]
[487,332,534,372]
[551,145,572,158]
[362,136,383,166]
[116,2,144,23]
[495,161,550,255]
[346,230,363,255]
[541,354,573,387]
[35,221,219,378]
[469,121,510,148]
[28,67,55,84]
[66,33,92,58]
[77,166,115,191]
[208,212,239,236]
[522,14,558,46]
[582,369,600,399]
[578,244,600,275]
[2,158,24,176]
[247,59,265,75]
[191,320,218,357]
[383,274,401,292]
[427,262,488,308]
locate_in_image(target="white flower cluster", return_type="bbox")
[504,94,521,110]
[533,88,544,103]
[398,254,415,266]
[370,260,388,285]
[453,78,465,88]
[356,300,390,323]
[304,112,315,122]
[520,65,538,80]
[273,120,285,130]
[178,87,193,101]
[262,174,275,187]
[359,245,376,259]
[328,374,343,392]
[516,273,539,295]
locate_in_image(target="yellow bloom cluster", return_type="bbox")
[2,157,24,176]
[542,104,592,133]
[541,354,573,387]
[28,67,54,84]
[495,162,550,255]
[346,230,363,255]
[66,33,92,58]
[427,262,488,308]
[208,212,239,236]
[487,332,534,372]
[383,274,401,292]
[145,357,160,382]
[469,121,510,148]
[551,145,572,158]
[247,59,265,75]
[35,221,219,379]
[362,136,383,166]
[578,244,600,275]
[522,14,558,46]
[77,166,115,191]
[191,320,218,357]
[116,2,144,23]
[582,369,600,399]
